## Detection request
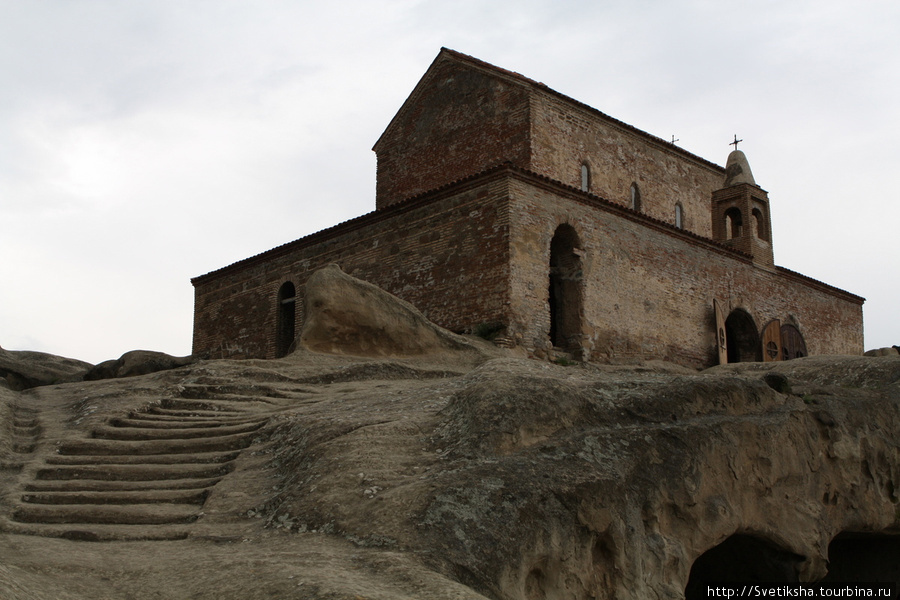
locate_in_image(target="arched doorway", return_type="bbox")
[725,309,760,363]
[549,224,584,352]
[685,534,804,599]
[780,324,808,360]
[276,282,296,358]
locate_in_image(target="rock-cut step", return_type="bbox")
[12,503,201,525]
[4,392,271,541]
[34,461,234,482]
[56,431,258,456]
[21,488,209,506]
[90,420,264,441]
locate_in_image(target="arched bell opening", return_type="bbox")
[549,224,584,353]
[725,308,761,363]
[276,281,296,358]
[684,534,804,599]
[724,207,743,240]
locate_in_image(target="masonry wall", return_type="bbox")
[192,178,512,359]
[373,57,531,209]
[506,177,863,368]
[528,91,724,238]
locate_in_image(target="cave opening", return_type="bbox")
[821,533,900,584]
[684,534,803,599]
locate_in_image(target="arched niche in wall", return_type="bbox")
[725,308,761,363]
[549,224,584,354]
[276,281,296,358]
[684,534,804,599]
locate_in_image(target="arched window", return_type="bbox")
[580,163,590,192]
[276,281,296,358]
[630,183,642,212]
[675,203,684,229]
[724,207,743,240]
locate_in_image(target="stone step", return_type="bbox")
[145,406,246,418]
[21,488,210,506]
[91,421,264,441]
[24,477,223,493]
[129,411,263,424]
[160,398,258,413]
[35,462,234,482]
[0,517,192,541]
[110,417,265,429]
[12,502,200,525]
[56,431,257,456]
[13,424,41,436]
[12,441,36,453]
[45,450,240,466]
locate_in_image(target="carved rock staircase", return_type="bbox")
[3,395,269,541]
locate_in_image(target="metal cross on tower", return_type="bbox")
[729,134,743,151]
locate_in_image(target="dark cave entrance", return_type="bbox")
[821,533,900,584]
[684,534,803,599]
[725,309,761,363]
[276,281,296,358]
[548,224,584,353]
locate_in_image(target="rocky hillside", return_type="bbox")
[0,269,898,599]
[1,349,898,599]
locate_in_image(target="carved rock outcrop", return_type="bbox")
[299,263,484,358]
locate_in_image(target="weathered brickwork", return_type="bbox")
[374,50,723,237]
[192,176,512,359]
[192,48,864,367]
[505,175,862,368]
[373,54,532,210]
[528,91,723,237]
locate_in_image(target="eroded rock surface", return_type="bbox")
[83,350,197,381]
[299,264,488,358]
[0,347,92,390]
[0,349,898,599]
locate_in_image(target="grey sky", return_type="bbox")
[1,0,897,364]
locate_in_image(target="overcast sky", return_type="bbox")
[1,0,898,364]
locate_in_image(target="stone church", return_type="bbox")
[190,48,864,369]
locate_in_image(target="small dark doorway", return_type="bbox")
[685,534,804,599]
[276,282,296,358]
[549,224,584,352]
[725,309,760,363]
[780,324,808,360]
[821,533,900,584]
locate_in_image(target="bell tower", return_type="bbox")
[712,143,774,268]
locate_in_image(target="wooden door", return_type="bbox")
[714,299,728,365]
[762,319,782,362]
[781,324,808,360]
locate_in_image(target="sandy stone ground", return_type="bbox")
[2,346,899,599]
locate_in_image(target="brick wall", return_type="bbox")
[192,176,512,359]
[373,56,531,210]
[506,175,863,368]
[528,91,724,238]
